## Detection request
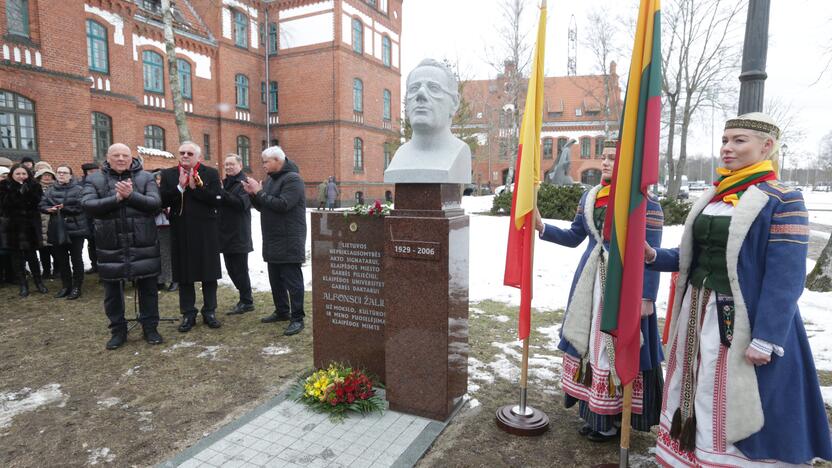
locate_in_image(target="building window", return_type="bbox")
[581,169,601,186]
[144,125,165,150]
[91,112,112,162]
[142,50,164,94]
[269,81,278,113]
[203,133,211,160]
[382,35,391,67]
[260,81,266,104]
[543,138,553,159]
[383,143,392,169]
[176,59,192,99]
[595,137,605,158]
[86,20,109,73]
[352,18,363,54]
[353,78,363,113]
[235,74,249,109]
[6,0,29,38]
[353,137,363,171]
[141,0,161,13]
[557,137,568,157]
[268,22,277,54]
[234,10,248,48]
[383,89,391,121]
[580,137,590,159]
[237,135,250,169]
[0,91,37,155]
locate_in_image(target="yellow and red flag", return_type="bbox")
[503,0,547,341]
[600,0,661,386]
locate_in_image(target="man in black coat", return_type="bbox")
[81,144,163,349]
[80,162,99,274]
[242,146,306,336]
[220,153,254,315]
[159,141,222,332]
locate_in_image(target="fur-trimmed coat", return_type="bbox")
[651,182,832,463]
[0,178,44,251]
[540,185,664,371]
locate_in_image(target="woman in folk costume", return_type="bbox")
[647,113,832,466]
[534,139,665,442]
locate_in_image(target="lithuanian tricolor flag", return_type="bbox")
[600,0,661,386]
[503,0,547,341]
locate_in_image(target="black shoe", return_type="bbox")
[19,280,29,297]
[226,303,255,315]
[578,425,593,437]
[167,282,178,292]
[283,321,304,336]
[261,312,290,323]
[202,312,221,329]
[106,331,128,350]
[33,279,48,294]
[586,430,618,443]
[54,288,70,298]
[85,267,97,274]
[66,287,81,300]
[178,315,196,333]
[143,328,164,345]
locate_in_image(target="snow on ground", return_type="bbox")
[86,447,115,465]
[262,345,291,356]
[821,387,832,408]
[804,190,832,227]
[0,384,68,429]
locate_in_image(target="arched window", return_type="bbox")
[383,89,391,121]
[6,0,29,38]
[595,136,605,158]
[86,20,109,73]
[235,74,249,109]
[91,112,112,162]
[144,125,165,150]
[177,59,192,99]
[382,35,391,67]
[581,169,601,186]
[352,18,363,54]
[580,136,591,159]
[142,50,164,93]
[353,137,363,171]
[353,78,363,113]
[237,135,250,168]
[542,138,553,159]
[0,90,37,155]
[234,10,248,48]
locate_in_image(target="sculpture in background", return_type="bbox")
[546,138,575,185]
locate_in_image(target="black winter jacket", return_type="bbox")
[219,171,253,254]
[40,179,89,240]
[0,178,43,250]
[251,161,306,264]
[81,159,161,281]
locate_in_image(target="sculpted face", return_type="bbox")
[405,66,457,133]
[721,128,772,172]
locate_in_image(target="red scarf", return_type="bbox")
[594,180,611,208]
[178,162,201,186]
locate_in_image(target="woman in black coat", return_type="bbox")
[40,165,89,299]
[0,164,47,296]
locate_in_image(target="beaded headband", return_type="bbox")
[603,140,618,149]
[724,118,780,139]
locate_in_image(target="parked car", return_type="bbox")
[495,183,514,196]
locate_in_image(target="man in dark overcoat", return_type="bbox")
[159,141,222,332]
[220,153,254,315]
[81,143,162,349]
[242,146,306,336]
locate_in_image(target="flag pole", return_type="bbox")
[517,184,537,415]
[619,383,633,467]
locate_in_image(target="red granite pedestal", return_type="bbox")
[383,184,469,421]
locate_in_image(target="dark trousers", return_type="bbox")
[38,246,53,275]
[103,276,159,332]
[179,280,218,317]
[223,252,253,305]
[12,249,40,279]
[54,237,85,289]
[86,236,98,269]
[267,263,304,321]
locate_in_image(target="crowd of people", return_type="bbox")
[0,141,308,351]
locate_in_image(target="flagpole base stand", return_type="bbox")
[593,447,629,468]
[495,404,549,436]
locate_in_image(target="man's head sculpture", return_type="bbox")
[405,59,460,135]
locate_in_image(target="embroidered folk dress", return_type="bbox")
[651,183,832,467]
[539,185,664,432]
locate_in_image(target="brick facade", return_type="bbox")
[0,0,401,204]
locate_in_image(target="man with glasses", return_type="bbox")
[159,141,223,333]
[383,58,471,184]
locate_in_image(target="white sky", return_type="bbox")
[400,0,832,168]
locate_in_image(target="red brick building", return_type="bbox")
[0,0,401,202]
[457,62,622,188]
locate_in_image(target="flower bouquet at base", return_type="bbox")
[344,199,392,217]
[290,363,385,422]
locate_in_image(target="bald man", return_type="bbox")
[81,143,163,350]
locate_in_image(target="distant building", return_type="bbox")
[455,61,622,188]
[0,0,401,202]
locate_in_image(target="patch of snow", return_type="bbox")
[96,397,121,409]
[487,354,518,381]
[262,345,292,356]
[491,314,510,323]
[468,383,480,393]
[0,384,68,428]
[197,346,223,360]
[469,307,486,315]
[821,387,832,408]
[162,341,197,353]
[87,447,115,465]
[468,398,481,409]
[462,195,495,214]
[468,357,495,383]
[491,341,522,360]
[536,325,561,351]
[124,365,141,376]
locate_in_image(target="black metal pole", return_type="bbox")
[737,0,771,114]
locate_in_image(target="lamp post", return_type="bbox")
[780,143,788,182]
[737,0,771,114]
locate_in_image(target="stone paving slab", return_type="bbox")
[159,390,456,468]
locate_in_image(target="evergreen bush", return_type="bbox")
[490,183,585,221]
[660,197,692,225]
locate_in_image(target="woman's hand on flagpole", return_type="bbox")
[533,208,544,234]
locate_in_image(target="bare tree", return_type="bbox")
[806,130,832,291]
[662,0,745,199]
[577,7,623,137]
[162,0,191,143]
